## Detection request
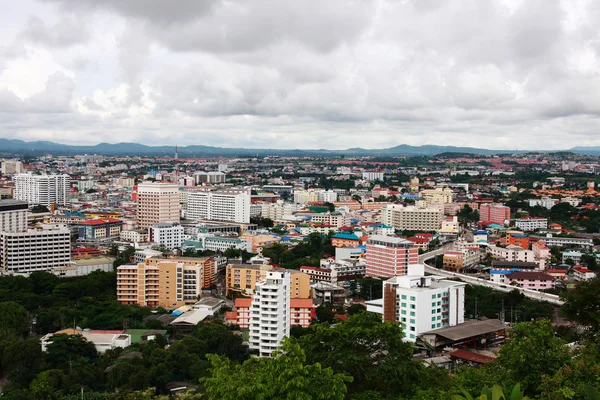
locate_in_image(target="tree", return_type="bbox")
[0,301,29,336]
[452,384,530,400]
[561,278,600,333]
[346,303,366,316]
[298,312,440,398]
[45,334,98,370]
[30,204,49,214]
[201,340,351,400]
[496,319,570,394]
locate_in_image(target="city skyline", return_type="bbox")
[1,1,600,150]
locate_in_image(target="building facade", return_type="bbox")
[515,217,548,231]
[187,190,250,223]
[249,270,291,357]
[116,260,210,308]
[365,235,419,278]
[136,182,180,229]
[13,173,71,206]
[149,222,184,250]
[78,218,123,241]
[381,274,466,341]
[479,204,510,225]
[0,227,71,274]
[0,200,28,232]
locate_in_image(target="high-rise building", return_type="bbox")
[365,235,418,278]
[13,173,71,206]
[0,226,71,275]
[0,200,28,233]
[1,160,23,175]
[249,270,291,357]
[187,189,250,223]
[117,258,214,308]
[380,273,465,341]
[479,203,511,225]
[136,182,180,228]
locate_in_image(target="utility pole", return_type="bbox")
[474,297,478,319]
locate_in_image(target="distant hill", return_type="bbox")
[570,146,600,156]
[0,138,560,157]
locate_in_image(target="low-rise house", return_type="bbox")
[505,271,554,290]
[572,266,597,282]
[41,329,131,353]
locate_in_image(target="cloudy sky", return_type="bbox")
[0,0,599,150]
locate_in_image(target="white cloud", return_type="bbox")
[0,0,599,150]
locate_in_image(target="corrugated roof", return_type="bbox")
[235,298,253,308]
[421,319,507,341]
[450,349,496,364]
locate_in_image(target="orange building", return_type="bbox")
[146,256,215,288]
[506,232,529,249]
[226,297,315,328]
[117,258,214,308]
[331,233,361,248]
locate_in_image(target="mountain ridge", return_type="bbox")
[0,138,594,157]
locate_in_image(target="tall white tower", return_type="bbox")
[249,270,291,357]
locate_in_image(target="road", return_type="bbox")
[419,247,565,306]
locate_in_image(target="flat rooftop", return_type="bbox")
[421,319,507,342]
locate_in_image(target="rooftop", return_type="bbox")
[421,319,507,341]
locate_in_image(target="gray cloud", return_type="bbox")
[20,15,90,47]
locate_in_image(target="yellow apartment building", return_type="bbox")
[117,260,205,308]
[225,263,311,298]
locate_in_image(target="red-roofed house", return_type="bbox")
[573,266,597,282]
[290,299,316,327]
[226,297,253,328]
[506,271,554,290]
[78,218,123,241]
[546,269,568,280]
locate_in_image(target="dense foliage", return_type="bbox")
[1,270,599,399]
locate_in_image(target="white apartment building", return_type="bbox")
[487,245,537,265]
[318,190,338,203]
[293,190,320,204]
[0,227,71,275]
[383,205,443,231]
[528,197,559,210]
[187,190,250,223]
[1,160,24,175]
[249,270,291,357]
[379,273,465,342]
[149,222,184,250]
[13,173,71,206]
[136,182,180,229]
[0,200,29,233]
[515,217,548,231]
[120,229,149,243]
[260,201,302,220]
[362,171,384,181]
[419,188,454,204]
[194,171,226,184]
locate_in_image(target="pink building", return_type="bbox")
[506,271,554,290]
[290,299,316,327]
[225,298,252,328]
[479,203,511,225]
[365,235,418,278]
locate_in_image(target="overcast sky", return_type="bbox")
[0,0,599,150]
